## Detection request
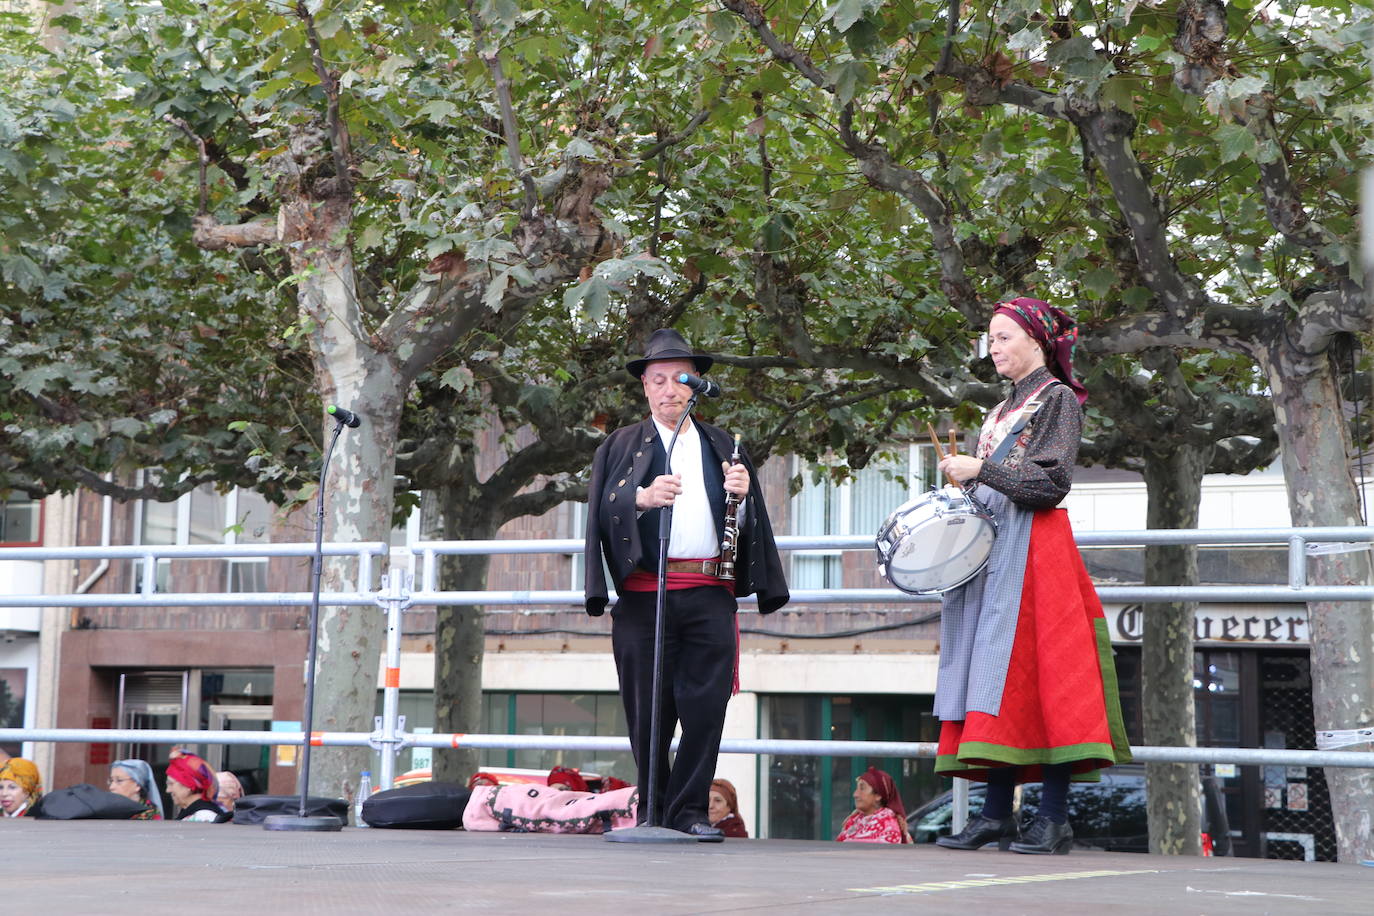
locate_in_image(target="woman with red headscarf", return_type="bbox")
[546,765,589,792]
[932,297,1130,856]
[165,753,227,822]
[708,778,748,838]
[835,767,910,844]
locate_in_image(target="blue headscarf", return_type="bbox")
[111,759,165,818]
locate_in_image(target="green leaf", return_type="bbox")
[1101,75,1136,114]
[828,60,873,106]
[378,55,415,84]
[13,364,64,396]
[110,417,146,437]
[564,136,600,160]
[822,0,872,33]
[1,252,45,292]
[1081,266,1118,298]
[1214,123,1258,163]
[416,99,459,125]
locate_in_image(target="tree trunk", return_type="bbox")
[1267,345,1374,864]
[285,192,402,803]
[1140,446,1208,856]
[430,489,497,785]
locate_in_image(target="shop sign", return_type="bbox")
[1108,604,1308,646]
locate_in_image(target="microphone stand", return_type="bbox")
[606,393,700,844]
[264,413,352,832]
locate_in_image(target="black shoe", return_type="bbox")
[1008,816,1073,855]
[935,814,1019,851]
[684,822,725,842]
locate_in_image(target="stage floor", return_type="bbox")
[5,819,1370,914]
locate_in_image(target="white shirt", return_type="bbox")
[652,417,720,559]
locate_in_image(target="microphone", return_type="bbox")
[677,373,722,398]
[327,405,362,428]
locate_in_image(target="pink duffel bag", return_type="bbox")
[462,784,638,834]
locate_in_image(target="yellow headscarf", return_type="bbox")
[0,757,43,798]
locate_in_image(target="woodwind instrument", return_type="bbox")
[718,434,743,580]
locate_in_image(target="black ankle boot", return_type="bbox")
[935,814,1019,850]
[1008,815,1073,855]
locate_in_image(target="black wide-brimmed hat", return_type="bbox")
[624,328,714,380]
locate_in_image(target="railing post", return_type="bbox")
[374,570,413,790]
[140,552,158,595]
[951,777,970,833]
[1288,535,1307,588]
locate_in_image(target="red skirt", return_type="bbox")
[935,509,1131,783]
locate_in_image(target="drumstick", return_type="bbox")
[949,429,957,456]
[926,422,946,460]
[927,423,960,487]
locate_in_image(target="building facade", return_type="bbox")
[0,441,1359,858]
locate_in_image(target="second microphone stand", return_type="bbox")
[606,392,701,844]
[264,409,355,832]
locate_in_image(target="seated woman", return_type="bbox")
[108,759,165,820]
[708,778,748,838]
[165,753,227,822]
[835,767,911,844]
[0,757,43,818]
[546,765,588,792]
[215,771,245,813]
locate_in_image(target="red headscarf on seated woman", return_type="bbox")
[860,766,910,840]
[710,777,746,833]
[166,753,219,805]
[992,297,1088,405]
[546,765,589,792]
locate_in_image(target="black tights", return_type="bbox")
[979,763,1072,824]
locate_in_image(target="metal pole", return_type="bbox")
[606,393,700,844]
[376,571,409,791]
[264,416,349,832]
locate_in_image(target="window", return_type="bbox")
[1,498,42,546]
[790,447,933,589]
[374,690,635,783]
[226,488,271,592]
[134,480,273,592]
[758,693,940,840]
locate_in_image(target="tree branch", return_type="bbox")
[636,73,737,163]
[164,115,209,215]
[501,478,588,524]
[466,0,538,217]
[296,0,352,195]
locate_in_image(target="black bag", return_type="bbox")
[32,784,148,820]
[231,794,349,825]
[361,781,470,829]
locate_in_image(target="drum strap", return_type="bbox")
[984,385,1057,467]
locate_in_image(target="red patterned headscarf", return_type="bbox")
[859,766,907,825]
[993,296,1088,405]
[166,754,218,804]
[546,766,589,792]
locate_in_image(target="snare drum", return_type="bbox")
[875,485,997,594]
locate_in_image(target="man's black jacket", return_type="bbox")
[583,417,789,617]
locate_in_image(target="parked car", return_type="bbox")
[907,764,1197,854]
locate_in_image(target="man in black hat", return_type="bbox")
[585,328,789,840]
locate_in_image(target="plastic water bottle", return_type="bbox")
[355,770,372,827]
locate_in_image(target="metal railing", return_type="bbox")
[2,526,1372,796]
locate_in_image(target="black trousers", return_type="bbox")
[610,585,736,832]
